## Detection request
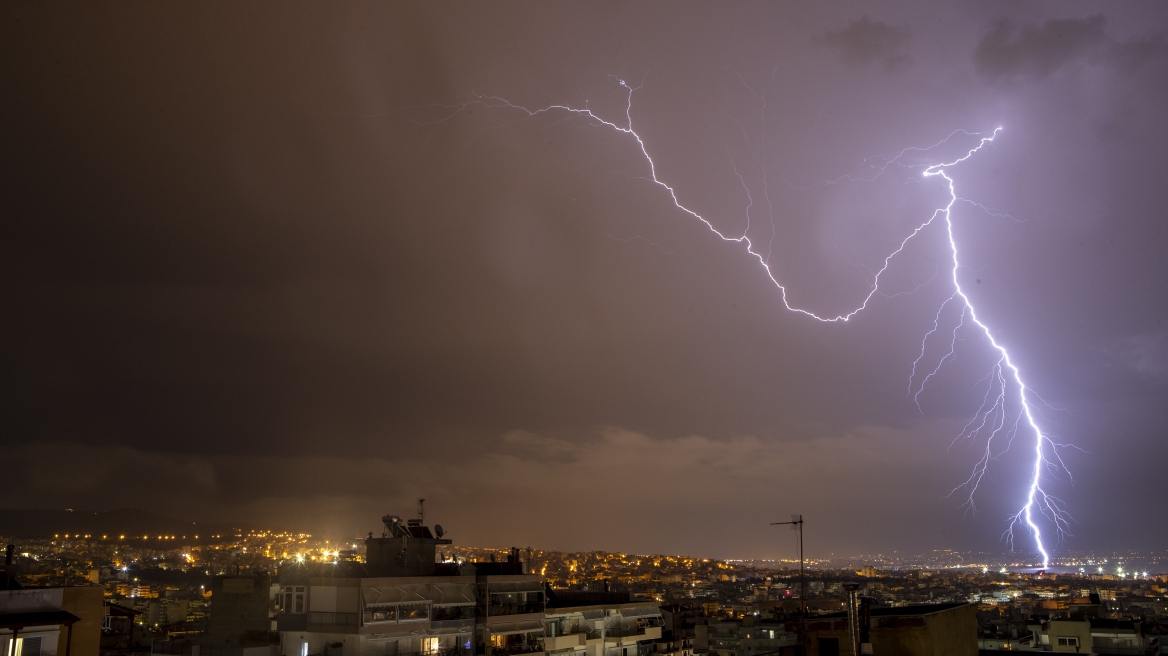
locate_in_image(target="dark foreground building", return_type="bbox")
[802,602,977,656]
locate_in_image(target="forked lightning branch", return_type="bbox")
[429,77,1074,567]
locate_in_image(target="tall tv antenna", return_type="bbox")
[771,514,804,637]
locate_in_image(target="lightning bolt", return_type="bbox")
[426,77,1072,567]
[913,136,1073,567]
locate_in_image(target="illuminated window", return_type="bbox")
[367,606,395,623]
[365,603,430,624]
[398,602,429,621]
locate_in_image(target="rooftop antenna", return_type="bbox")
[418,498,425,526]
[771,514,804,642]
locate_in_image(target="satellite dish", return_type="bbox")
[434,524,445,538]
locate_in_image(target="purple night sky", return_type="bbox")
[4,2,1167,560]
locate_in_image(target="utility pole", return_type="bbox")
[771,515,804,644]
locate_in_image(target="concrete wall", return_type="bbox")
[209,574,273,646]
[61,586,103,656]
[1046,620,1091,652]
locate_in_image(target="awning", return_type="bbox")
[488,581,544,594]
[431,583,475,606]
[489,619,544,635]
[581,610,606,620]
[619,607,661,618]
[363,583,429,605]
[0,610,81,630]
[106,603,140,618]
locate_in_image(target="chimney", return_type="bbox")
[843,582,863,656]
[859,595,873,652]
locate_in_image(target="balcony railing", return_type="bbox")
[431,618,476,632]
[309,611,358,627]
[276,613,308,632]
[605,627,647,639]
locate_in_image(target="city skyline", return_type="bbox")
[5,3,1168,560]
[6,510,1166,576]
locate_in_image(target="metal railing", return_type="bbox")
[431,618,477,632]
[604,626,647,638]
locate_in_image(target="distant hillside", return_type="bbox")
[0,508,241,541]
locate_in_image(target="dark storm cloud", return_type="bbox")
[974,14,1168,81]
[816,16,911,70]
[8,443,217,504]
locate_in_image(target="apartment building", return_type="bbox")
[693,615,797,656]
[543,591,663,656]
[1027,616,1147,654]
[0,587,103,656]
[275,515,546,656]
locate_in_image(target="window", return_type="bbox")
[1057,637,1079,647]
[365,603,430,624]
[398,602,429,621]
[432,604,474,622]
[280,586,306,613]
[367,606,395,623]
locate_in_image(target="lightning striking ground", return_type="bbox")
[436,78,1071,566]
